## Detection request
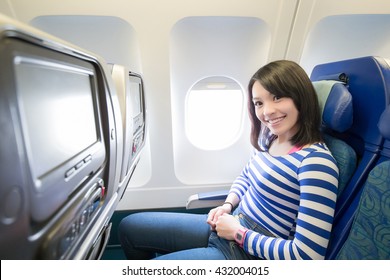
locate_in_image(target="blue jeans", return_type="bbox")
[118,209,263,260]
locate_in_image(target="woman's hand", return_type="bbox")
[207,204,232,231]
[215,213,242,240]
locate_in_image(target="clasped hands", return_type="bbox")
[206,204,242,240]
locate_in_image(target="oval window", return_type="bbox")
[185,76,244,150]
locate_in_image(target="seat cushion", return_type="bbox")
[336,161,390,259]
[313,80,353,133]
[323,134,357,196]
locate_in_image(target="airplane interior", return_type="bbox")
[0,0,390,260]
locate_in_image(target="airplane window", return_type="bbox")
[170,16,267,184]
[186,76,244,150]
[301,14,390,74]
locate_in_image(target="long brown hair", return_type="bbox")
[247,60,322,151]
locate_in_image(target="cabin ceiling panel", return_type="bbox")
[8,0,289,24]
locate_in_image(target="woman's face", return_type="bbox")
[252,81,300,143]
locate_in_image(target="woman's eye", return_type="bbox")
[273,96,282,101]
[254,101,263,107]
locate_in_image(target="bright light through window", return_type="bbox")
[186,77,244,150]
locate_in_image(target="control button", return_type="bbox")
[75,161,84,170]
[80,209,88,227]
[88,203,95,217]
[84,155,92,163]
[65,167,76,178]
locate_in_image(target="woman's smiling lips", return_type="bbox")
[266,115,285,125]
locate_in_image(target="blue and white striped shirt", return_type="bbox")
[230,143,339,259]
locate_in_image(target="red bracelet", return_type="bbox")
[235,228,248,247]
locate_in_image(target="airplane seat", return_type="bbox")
[312,56,390,259]
[310,56,390,224]
[186,76,356,210]
[335,106,390,259]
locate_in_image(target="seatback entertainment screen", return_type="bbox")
[15,58,98,187]
[0,37,106,223]
[0,15,118,259]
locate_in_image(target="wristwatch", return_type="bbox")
[234,228,248,247]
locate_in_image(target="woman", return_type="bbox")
[118,60,339,260]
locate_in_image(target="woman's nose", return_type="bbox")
[262,102,275,116]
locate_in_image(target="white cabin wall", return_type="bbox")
[30,16,142,72]
[287,0,390,74]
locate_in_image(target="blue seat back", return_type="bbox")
[313,80,356,196]
[336,107,390,259]
[313,80,357,196]
[311,56,390,259]
[311,56,390,222]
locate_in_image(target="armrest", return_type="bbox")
[186,190,229,209]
